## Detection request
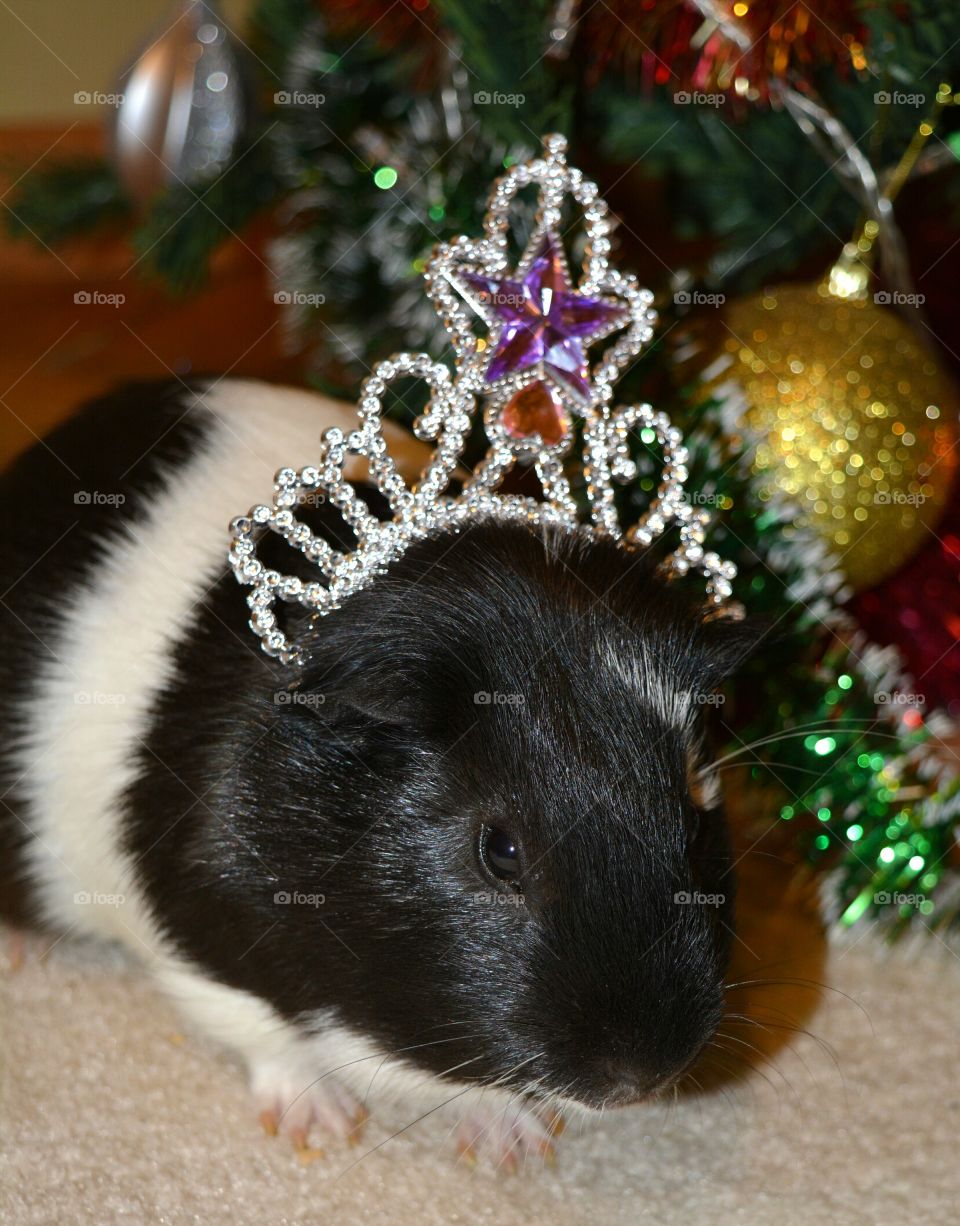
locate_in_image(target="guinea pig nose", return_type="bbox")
[597,1060,663,1105]
[596,1045,710,1105]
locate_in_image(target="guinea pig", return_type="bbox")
[0,378,753,1167]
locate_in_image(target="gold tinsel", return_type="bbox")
[714,282,958,589]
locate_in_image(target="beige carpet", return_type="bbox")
[3,858,959,1226]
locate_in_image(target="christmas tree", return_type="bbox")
[9,0,960,936]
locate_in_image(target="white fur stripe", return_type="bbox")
[12,380,426,967]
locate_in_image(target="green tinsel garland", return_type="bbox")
[674,386,960,936]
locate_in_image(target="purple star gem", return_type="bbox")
[459,231,628,401]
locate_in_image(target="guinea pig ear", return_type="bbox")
[696,612,768,690]
[328,686,418,729]
[291,662,419,730]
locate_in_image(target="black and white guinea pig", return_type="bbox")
[0,379,754,1166]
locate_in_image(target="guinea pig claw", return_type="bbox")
[250,1060,365,1156]
[543,1109,565,1138]
[456,1106,558,1172]
[498,1150,518,1175]
[6,931,26,973]
[536,1137,557,1166]
[292,1132,325,1164]
[346,1105,369,1148]
[455,1140,478,1168]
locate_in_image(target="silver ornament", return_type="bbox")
[114,0,249,205]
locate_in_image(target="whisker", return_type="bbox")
[724,974,873,1031]
[360,1033,483,1107]
[277,1033,481,1129]
[683,1056,749,1119]
[335,1063,487,1179]
[338,1049,547,1176]
[701,720,903,775]
[724,1009,844,1075]
[713,1029,808,1101]
[707,1038,793,1103]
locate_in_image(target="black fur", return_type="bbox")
[1,381,754,1108]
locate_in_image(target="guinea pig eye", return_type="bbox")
[478,825,520,883]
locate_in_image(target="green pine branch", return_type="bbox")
[131,138,280,292]
[2,159,130,245]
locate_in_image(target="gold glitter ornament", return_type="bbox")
[712,281,959,589]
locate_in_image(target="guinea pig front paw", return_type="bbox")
[251,1061,368,1161]
[454,1100,564,1172]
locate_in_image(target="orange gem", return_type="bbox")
[501,381,570,445]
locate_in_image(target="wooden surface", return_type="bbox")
[0,123,300,471]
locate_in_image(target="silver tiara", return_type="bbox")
[229,134,737,664]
